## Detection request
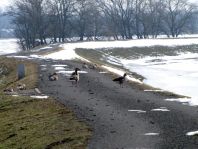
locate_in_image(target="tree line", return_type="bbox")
[8,0,198,50]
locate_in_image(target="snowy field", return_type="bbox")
[45,38,198,61]
[0,39,20,55]
[121,53,198,106]
[43,38,198,106]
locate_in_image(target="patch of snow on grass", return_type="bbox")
[30,95,49,99]
[8,56,31,59]
[40,46,52,50]
[186,131,198,136]
[30,54,43,59]
[44,38,198,61]
[105,55,123,66]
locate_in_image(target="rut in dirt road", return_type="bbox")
[38,59,198,149]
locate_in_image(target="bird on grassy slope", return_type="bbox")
[70,68,81,86]
[113,73,127,87]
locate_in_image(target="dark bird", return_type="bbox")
[49,72,58,81]
[113,73,127,87]
[70,68,80,86]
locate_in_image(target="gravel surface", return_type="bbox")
[37,59,198,149]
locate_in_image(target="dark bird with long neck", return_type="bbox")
[113,73,127,87]
[70,68,80,86]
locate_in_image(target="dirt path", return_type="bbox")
[38,59,198,149]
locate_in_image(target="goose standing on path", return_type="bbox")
[70,68,81,86]
[113,73,127,87]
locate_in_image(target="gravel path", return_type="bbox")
[38,59,198,149]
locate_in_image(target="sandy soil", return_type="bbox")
[37,59,198,149]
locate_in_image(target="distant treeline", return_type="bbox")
[8,0,198,50]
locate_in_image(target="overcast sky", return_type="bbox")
[0,0,10,7]
[0,0,12,10]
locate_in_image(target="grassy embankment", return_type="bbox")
[0,57,91,149]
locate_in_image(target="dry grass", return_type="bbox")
[0,57,91,149]
[37,45,63,56]
[0,57,38,91]
[0,95,91,149]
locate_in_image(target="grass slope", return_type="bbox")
[0,58,91,149]
[0,57,38,91]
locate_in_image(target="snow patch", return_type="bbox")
[8,56,31,59]
[144,90,165,92]
[52,65,67,67]
[165,98,194,106]
[120,53,198,106]
[57,70,88,74]
[186,131,198,136]
[44,44,90,61]
[151,107,170,112]
[128,110,146,113]
[54,67,66,70]
[40,65,47,67]
[0,39,20,55]
[30,95,49,99]
[44,38,198,61]
[144,133,159,136]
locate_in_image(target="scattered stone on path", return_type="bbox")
[35,88,41,94]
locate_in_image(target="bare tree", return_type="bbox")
[72,0,94,41]
[9,0,46,50]
[46,0,75,42]
[162,0,196,37]
[8,0,198,50]
[98,0,136,39]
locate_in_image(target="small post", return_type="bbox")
[17,64,25,80]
